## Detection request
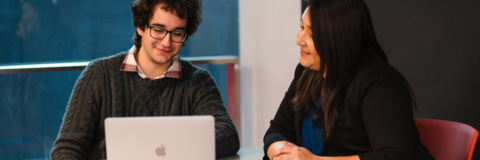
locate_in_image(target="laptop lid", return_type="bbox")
[105,116,215,160]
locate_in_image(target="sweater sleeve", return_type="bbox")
[263,64,305,160]
[188,69,240,158]
[51,61,104,160]
[357,66,417,160]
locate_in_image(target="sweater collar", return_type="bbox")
[119,46,182,80]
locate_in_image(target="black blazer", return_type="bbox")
[263,58,434,160]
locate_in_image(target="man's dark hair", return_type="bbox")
[131,0,202,48]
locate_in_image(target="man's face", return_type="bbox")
[137,4,187,67]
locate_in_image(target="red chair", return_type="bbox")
[414,118,479,160]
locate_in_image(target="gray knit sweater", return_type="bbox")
[51,52,240,159]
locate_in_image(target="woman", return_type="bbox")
[263,0,435,160]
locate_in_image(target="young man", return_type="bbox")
[50,0,240,159]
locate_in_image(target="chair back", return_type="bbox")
[414,118,479,160]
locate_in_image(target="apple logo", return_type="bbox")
[155,145,166,157]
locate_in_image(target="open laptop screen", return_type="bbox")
[105,116,215,160]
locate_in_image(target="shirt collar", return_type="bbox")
[119,45,182,80]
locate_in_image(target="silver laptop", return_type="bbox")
[105,116,215,160]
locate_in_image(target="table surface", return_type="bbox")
[218,147,264,160]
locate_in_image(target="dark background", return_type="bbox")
[365,0,480,159]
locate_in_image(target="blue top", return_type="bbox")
[301,97,324,156]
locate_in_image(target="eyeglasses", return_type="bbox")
[147,25,187,43]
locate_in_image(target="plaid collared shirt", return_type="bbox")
[119,46,182,80]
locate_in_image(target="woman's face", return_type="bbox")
[297,7,321,71]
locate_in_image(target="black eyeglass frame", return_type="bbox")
[147,25,187,43]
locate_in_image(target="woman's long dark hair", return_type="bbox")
[293,0,389,140]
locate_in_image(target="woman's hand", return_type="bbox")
[271,141,317,160]
[268,141,360,160]
[267,141,287,159]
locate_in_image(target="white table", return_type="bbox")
[218,147,264,160]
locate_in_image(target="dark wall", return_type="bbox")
[364,0,480,159]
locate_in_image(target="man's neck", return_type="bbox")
[135,51,172,80]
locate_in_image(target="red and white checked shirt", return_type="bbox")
[119,46,182,80]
